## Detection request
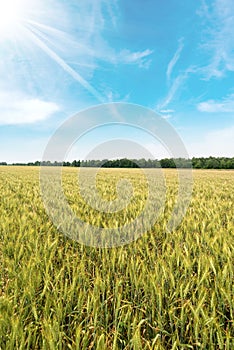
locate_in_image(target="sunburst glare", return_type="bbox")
[0,0,32,38]
[0,0,102,101]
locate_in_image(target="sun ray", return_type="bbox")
[25,19,95,57]
[22,22,104,102]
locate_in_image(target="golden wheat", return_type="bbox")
[0,166,233,349]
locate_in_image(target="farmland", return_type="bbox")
[0,166,233,349]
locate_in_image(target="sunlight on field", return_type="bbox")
[0,166,233,348]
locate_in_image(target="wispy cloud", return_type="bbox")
[197,93,234,112]
[65,1,153,70]
[160,114,172,120]
[157,74,186,110]
[116,49,153,68]
[158,109,174,119]
[0,91,59,125]
[199,0,234,79]
[104,0,119,29]
[159,109,175,113]
[157,66,196,110]
[166,38,184,81]
[105,89,130,103]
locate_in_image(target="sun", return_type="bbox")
[0,0,28,38]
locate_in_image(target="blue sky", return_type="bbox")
[0,0,234,162]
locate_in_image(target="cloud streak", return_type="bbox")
[115,49,153,68]
[157,73,186,110]
[166,38,184,81]
[157,66,196,110]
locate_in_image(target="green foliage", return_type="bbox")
[4,156,234,169]
[0,167,233,349]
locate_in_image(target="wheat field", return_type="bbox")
[0,166,233,349]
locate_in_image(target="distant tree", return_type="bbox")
[63,161,71,167]
[7,157,234,169]
[226,158,234,169]
[138,158,147,168]
[72,160,80,167]
[160,158,176,168]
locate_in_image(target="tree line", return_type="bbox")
[2,157,234,169]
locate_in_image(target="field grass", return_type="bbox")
[0,166,233,349]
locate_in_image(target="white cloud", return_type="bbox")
[187,125,234,157]
[199,0,234,79]
[0,91,59,125]
[166,38,184,81]
[197,93,234,112]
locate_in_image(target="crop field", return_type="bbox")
[0,166,233,349]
